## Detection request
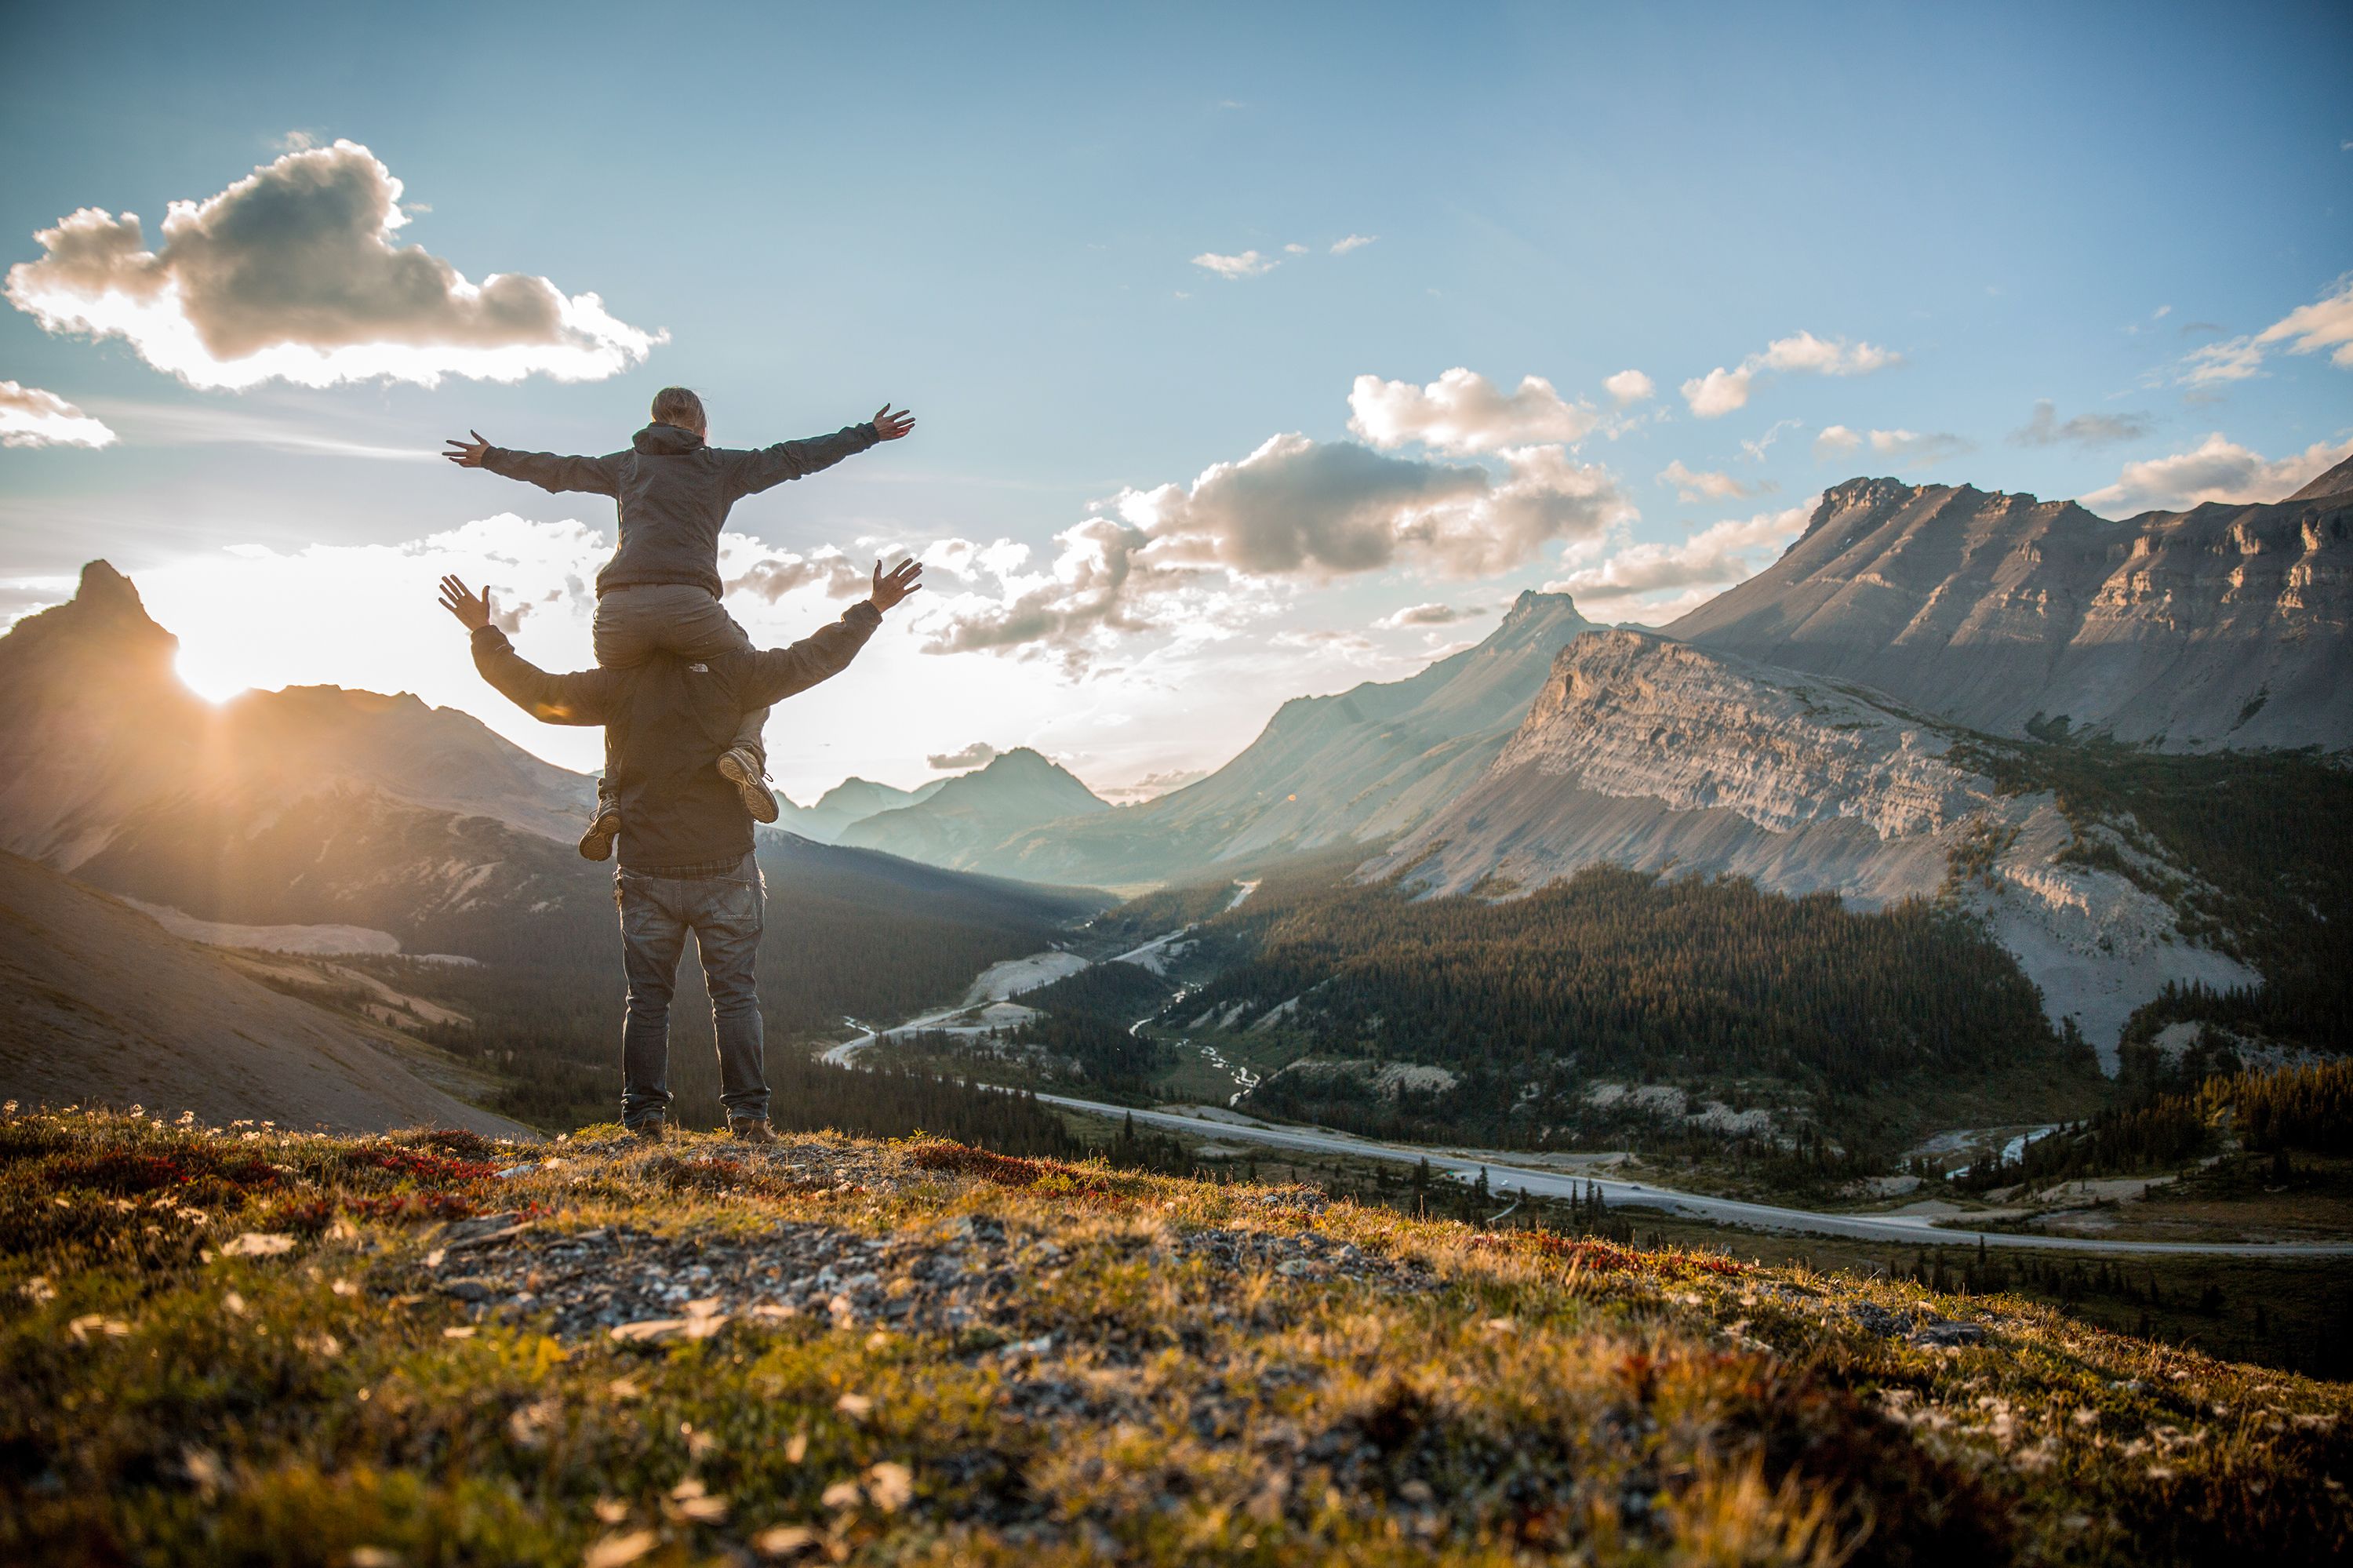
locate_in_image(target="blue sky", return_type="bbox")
[2,1,2348,797]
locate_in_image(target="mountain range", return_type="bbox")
[1667,458,2353,751]
[0,566,1104,1129]
[839,748,1109,868]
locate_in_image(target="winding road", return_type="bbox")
[828,941,2353,1259]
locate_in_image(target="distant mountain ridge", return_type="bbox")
[965,589,1598,886]
[777,775,950,844]
[1666,473,2353,751]
[838,748,1107,869]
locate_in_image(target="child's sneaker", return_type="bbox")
[578,802,621,860]
[716,748,781,824]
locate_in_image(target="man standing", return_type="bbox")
[436,559,922,1141]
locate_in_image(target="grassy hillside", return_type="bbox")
[7,1107,2349,1565]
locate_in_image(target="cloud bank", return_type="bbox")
[917,429,1631,671]
[1347,369,1599,454]
[0,380,115,448]
[1547,501,1813,613]
[2080,432,2353,514]
[5,140,661,388]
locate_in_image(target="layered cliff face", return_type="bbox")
[1665,471,2353,751]
[973,590,1597,886]
[1369,631,2257,1061]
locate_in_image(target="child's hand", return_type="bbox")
[867,557,924,612]
[871,406,916,442]
[442,431,491,467]
[437,574,496,632]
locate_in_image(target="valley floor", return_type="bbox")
[6,1107,2351,1566]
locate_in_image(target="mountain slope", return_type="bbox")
[0,850,526,1134]
[776,775,949,844]
[1367,629,2258,1060]
[1664,476,2353,751]
[973,589,1597,886]
[838,748,1107,869]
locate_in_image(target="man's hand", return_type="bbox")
[442,431,492,467]
[870,405,916,442]
[867,557,924,613]
[437,574,496,633]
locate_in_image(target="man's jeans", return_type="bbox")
[616,852,768,1127]
[593,585,767,809]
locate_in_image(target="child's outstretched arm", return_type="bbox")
[443,430,621,497]
[722,404,915,500]
[437,575,620,725]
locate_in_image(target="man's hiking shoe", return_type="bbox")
[729,1117,777,1144]
[578,803,621,862]
[717,748,781,824]
[627,1116,666,1143]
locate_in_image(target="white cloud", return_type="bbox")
[2080,432,2353,514]
[1373,602,1484,630]
[1347,368,1598,454]
[2009,400,2150,448]
[918,431,1631,669]
[1738,418,1801,463]
[726,548,867,602]
[1329,234,1377,254]
[926,741,998,770]
[0,380,115,448]
[2179,275,2353,387]
[1099,767,1209,802]
[1191,249,1278,279]
[1680,366,1754,419]
[1657,459,1752,501]
[1283,242,1309,255]
[1813,424,1862,459]
[1604,369,1655,406]
[1271,627,1380,664]
[1679,330,1900,417]
[2255,274,2353,368]
[1812,424,1969,467]
[1544,501,1813,612]
[1863,428,1973,467]
[5,140,661,390]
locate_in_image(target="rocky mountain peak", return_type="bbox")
[0,560,178,678]
[2286,453,2353,504]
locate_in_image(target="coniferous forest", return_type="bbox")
[1179,864,2105,1156]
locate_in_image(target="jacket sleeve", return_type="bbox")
[480,446,624,497]
[722,601,885,708]
[722,424,881,500]
[469,626,620,726]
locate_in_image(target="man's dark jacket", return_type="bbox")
[482,421,879,599]
[469,602,882,873]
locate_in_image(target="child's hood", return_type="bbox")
[632,423,708,456]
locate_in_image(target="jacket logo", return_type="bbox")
[687,662,710,673]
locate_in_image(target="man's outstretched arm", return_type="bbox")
[724,404,915,500]
[437,575,619,726]
[728,558,924,708]
[443,431,621,497]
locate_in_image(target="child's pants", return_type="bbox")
[591,584,767,811]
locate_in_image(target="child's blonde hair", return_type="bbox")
[650,387,706,431]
